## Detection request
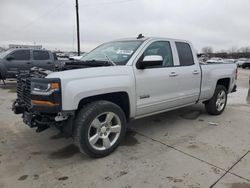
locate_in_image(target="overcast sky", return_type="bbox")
[0,0,250,52]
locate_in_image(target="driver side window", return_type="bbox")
[143,41,173,68]
[10,50,30,61]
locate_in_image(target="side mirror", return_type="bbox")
[6,56,14,61]
[137,55,163,69]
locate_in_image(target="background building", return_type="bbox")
[9,44,42,49]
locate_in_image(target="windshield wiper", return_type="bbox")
[71,59,113,66]
[102,52,116,66]
[62,59,116,70]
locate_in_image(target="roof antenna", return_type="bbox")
[137,34,144,39]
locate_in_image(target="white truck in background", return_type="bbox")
[13,36,237,158]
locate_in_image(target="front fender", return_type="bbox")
[61,75,136,117]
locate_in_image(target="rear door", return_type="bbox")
[5,49,32,72]
[32,50,54,70]
[172,41,201,104]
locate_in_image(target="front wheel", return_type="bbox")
[74,100,127,158]
[205,85,227,115]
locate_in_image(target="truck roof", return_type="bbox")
[5,48,50,52]
[111,37,191,44]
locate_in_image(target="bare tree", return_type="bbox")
[240,46,250,53]
[201,46,213,54]
[228,46,238,54]
[218,49,227,53]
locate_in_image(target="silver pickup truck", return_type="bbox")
[13,37,237,158]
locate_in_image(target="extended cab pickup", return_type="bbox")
[0,48,62,80]
[13,37,237,157]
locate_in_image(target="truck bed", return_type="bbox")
[199,63,237,101]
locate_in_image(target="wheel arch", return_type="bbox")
[77,92,131,121]
[216,78,230,93]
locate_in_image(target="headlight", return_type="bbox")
[29,78,62,111]
[31,82,60,95]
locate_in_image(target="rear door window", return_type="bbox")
[33,51,50,60]
[175,42,194,66]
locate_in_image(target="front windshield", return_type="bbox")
[0,49,13,59]
[81,41,143,65]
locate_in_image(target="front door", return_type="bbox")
[5,49,32,72]
[134,40,181,116]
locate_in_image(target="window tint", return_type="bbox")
[175,42,194,66]
[33,51,50,60]
[10,50,30,60]
[143,41,173,68]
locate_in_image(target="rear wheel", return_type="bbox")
[74,100,126,158]
[205,85,227,115]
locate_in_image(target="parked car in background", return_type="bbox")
[69,52,86,60]
[242,59,250,69]
[0,49,64,80]
[13,37,237,158]
[206,57,224,63]
[69,55,84,60]
[223,59,236,64]
[236,58,247,67]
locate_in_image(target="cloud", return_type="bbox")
[0,0,250,52]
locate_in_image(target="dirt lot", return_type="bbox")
[0,69,249,188]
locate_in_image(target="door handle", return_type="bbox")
[26,62,31,64]
[169,72,178,77]
[47,62,52,64]
[193,70,199,74]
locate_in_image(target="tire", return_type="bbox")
[73,100,127,158]
[0,71,4,80]
[205,85,227,115]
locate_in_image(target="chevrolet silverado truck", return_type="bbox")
[12,37,237,158]
[0,48,63,81]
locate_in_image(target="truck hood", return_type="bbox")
[46,66,133,80]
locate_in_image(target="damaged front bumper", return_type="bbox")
[12,99,74,134]
[12,99,59,131]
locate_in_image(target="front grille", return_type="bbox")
[17,77,32,109]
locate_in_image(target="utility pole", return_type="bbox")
[75,0,81,56]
